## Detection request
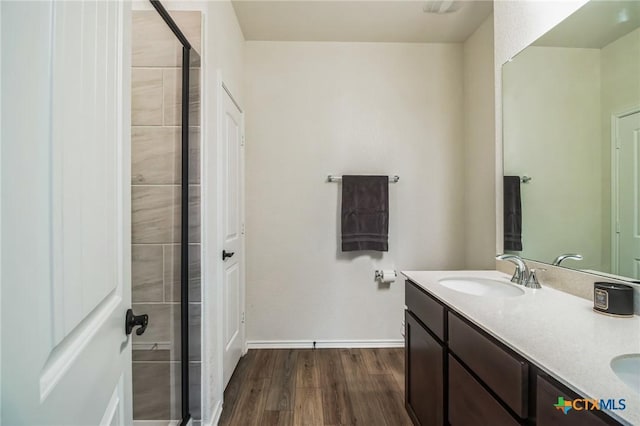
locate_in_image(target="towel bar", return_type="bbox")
[327,175,400,183]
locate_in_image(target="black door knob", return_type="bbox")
[222,250,235,260]
[125,309,149,336]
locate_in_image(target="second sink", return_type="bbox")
[611,354,640,394]
[438,277,525,297]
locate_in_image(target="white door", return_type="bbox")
[221,87,244,388]
[615,110,640,279]
[1,1,133,425]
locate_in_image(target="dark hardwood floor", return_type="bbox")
[219,348,412,426]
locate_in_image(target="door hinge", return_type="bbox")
[241,223,245,235]
[616,221,620,234]
[241,312,245,324]
[241,135,245,146]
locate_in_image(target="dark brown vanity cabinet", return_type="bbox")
[405,312,444,426]
[448,356,520,426]
[537,375,616,426]
[448,313,528,418]
[404,280,621,426]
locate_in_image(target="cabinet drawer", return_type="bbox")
[449,356,519,426]
[405,280,444,340]
[537,375,613,426]
[448,312,528,418]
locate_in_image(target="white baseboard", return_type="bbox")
[245,339,404,350]
[203,399,223,426]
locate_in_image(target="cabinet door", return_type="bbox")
[537,375,614,426]
[405,311,444,426]
[448,356,519,426]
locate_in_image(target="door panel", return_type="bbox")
[1,1,132,424]
[616,111,640,279]
[225,263,240,351]
[222,89,244,388]
[225,109,240,243]
[100,378,126,426]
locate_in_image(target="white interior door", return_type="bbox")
[1,1,133,424]
[615,110,640,279]
[221,87,245,388]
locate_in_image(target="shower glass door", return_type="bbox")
[130,2,201,424]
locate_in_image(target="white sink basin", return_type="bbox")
[611,354,640,394]
[438,277,525,297]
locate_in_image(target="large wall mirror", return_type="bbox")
[502,0,640,281]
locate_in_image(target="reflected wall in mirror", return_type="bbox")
[503,0,640,281]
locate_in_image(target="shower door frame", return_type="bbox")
[147,1,195,424]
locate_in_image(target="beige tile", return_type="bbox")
[132,362,180,420]
[133,361,202,420]
[132,68,163,125]
[131,126,200,185]
[188,362,202,420]
[132,11,181,68]
[188,185,201,244]
[131,302,201,362]
[189,127,201,184]
[180,303,203,362]
[163,68,201,127]
[132,303,179,348]
[174,363,203,415]
[132,127,179,184]
[188,303,202,362]
[174,303,202,362]
[131,185,200,244]
[132,360,201,421]
[133,348,171,362]
[164,244,201,303]
[171,11,202,56]
[132,244,164,302]
[190,50,202,68]
[132,186,180,244]
[132,11,201,68]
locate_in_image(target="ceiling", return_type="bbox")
[534,0,640,49]
[231,1,494,43]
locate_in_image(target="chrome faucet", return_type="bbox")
[496,254,530,285]
[552,253,583,266]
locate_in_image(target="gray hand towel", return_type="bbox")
[341,175,389,252]
[504,176,523,251]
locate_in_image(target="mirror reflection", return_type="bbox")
[502,0,640,280]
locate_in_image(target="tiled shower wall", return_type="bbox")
[131,10,202,421]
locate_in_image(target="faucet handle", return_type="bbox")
[525,268,546,289]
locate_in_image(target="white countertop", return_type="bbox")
[402,270,640,426]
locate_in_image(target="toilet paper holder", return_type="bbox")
[375,270,397,281]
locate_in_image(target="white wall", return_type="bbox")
[463,14,495,269]
[502,46,602,269]
[244,41,464,344]
[600,27,640,271]
[493,0,589,254]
